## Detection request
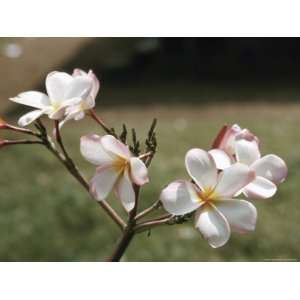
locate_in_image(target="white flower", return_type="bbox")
[160,148,257,248]
[10,71,93,127]
[80,134,149,212]
[210,124,288,199]
[60,69,99,127]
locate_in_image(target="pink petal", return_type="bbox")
[115,168,135,212]
[185,148,218,191]
[194,204,231,248]
[215,199,257,233]
[235,139,261,165]
[90,165,120,201]
[251,154,288,184]
[129,157,149,185]
[80,134,114,165]
[209,149,232,170]
[215,163,255,198]
[160,180,202,215]
[101,135,131,159]
[243,176,277,199]
[212,124,241,155]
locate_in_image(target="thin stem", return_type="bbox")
[0,139,43,147]
[134,215,174,233]
[135,199,161,221]
[88,109,115,136]
[41,125,126,231]
[107,185,140,261]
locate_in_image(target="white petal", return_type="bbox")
[46,71,73,101]
[101,135,131,159]
[18,109,45,127]
[90,165,120,201]
[235,139,261,165]
[194,205,230,248]
[80,134,114,165]
[160,180,202,215]
[209,149,232,170]
[74,111,85,121]
[48,107,66,120]
[10,91,50,109]
[251,154,288,184]
[185,148,218,190]
[129,157,149,185]
[115,168,135,212]
[88,70,100,100]
[215,199,257,233]
[64,76,92,99]
[215,163,255,198]
[243,176,277,199]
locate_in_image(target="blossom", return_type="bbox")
[80,134,149,212]
[210,124,288,199]
[60,69,99,127]
[160,148,257,248]
[10,71,93,127]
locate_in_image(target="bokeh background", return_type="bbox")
[0,37,299,261]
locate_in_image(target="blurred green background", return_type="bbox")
[0,38,299,261]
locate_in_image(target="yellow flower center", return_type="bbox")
[113,157,129,173]
[51,101,61,112]
[198,187,219,203]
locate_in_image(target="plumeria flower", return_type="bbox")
[10,71,93,127]
[209,124,259,169]
[80,134,149,212]
[160,148,257,248]
[60,69,99,128]
[210,124,288,199]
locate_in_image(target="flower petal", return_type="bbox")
[129,157,149,185]
[243,176,277,199]
[215,199,257,233]
[235,139,261,165]
[194,204,230,248]
[160,180,202,215]
[65,75,92,99]
[10,91,50,109]
[215,163,255,198]
[90,165,120,201]
[185,148,218,190]
[209,149,232,170]
[115,168,135,212]
[88,70,100,100]
[212,124,241,155]
[46,71,74,101]
[80,134,114,165]
[101,135,131,159]
[251,154,288,184]
[18,109,46,127]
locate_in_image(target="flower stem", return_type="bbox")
[88,109,115,136]
[38,121,126,231]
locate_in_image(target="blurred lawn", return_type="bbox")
[0,102,299,261]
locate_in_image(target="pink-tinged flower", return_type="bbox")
[210,124,288,199]
[10,71,93,127]
[210,124,259,169]
[60,69,99,127]
[80,134,149,212]
[160,148,257,248]
[232,138,288,199]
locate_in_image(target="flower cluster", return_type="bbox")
[10,69,99,128]
[160,124,288,248]
[5,68,288,259]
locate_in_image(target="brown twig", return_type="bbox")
[88,109,115,136]
[135,199,161,221]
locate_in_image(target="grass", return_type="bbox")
[0,102,299,261]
